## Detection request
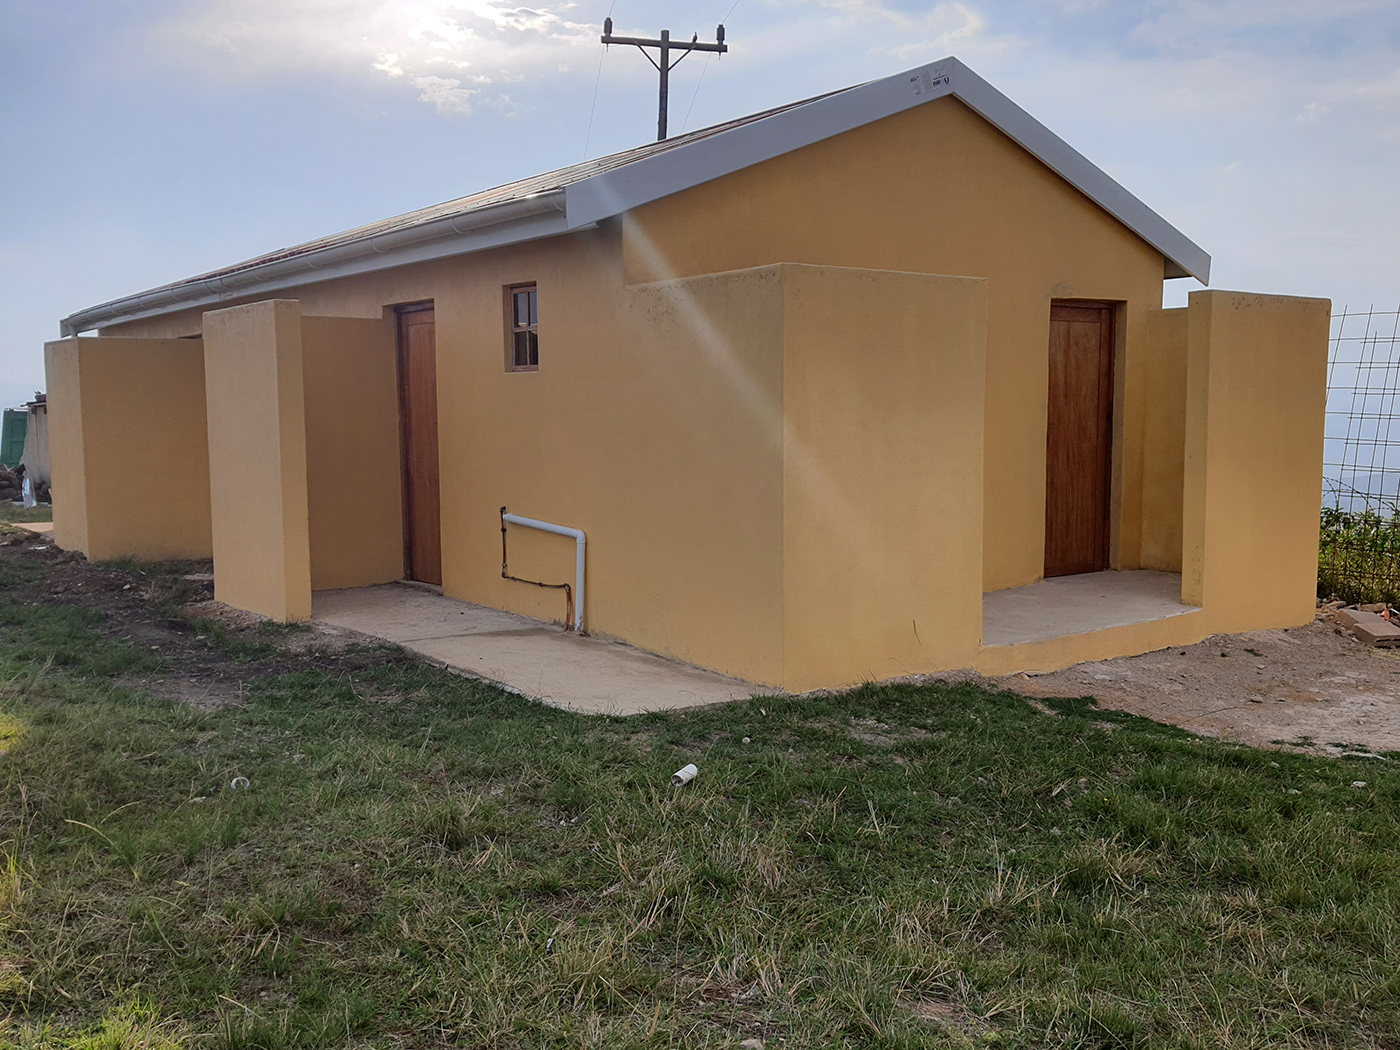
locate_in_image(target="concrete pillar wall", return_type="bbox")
[591,266,788,685]
[301,315,403,591]
[42,337,212,561]
[780,265,989,692]
[202,300,312,622]
[1182,290,1330,633]
[44,340,89,554]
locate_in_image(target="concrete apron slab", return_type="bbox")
[982,570,1197,647]
[312,583,765,716]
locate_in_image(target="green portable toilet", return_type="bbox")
[0,409,26,469]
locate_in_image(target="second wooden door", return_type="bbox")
[397,304,442,585]
[1044,302,1114,578]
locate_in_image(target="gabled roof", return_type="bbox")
[61,58,1209,336]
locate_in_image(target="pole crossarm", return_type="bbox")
[601,34,728,54]
[600,19,729,141]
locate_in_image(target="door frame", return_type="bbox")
[1044,298,1124,577]
[394,300,437,583]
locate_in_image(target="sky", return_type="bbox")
[3,0,1399,411]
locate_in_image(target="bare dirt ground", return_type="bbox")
[0,533,373,712]
[990,613,1400,757]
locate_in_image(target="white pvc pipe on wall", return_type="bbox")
[501,511,587,634]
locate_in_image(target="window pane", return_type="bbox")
[528,330,539,367]
[514,330,530,367]
[528,290,538,326]
[514,291,528,328]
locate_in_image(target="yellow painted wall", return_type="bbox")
[43,340,88,554]
[202,301,312,621]
[1183,291,1330,634]
[1140,308,1188,571]
[301,316,403,590]
[42,337,211,561]
[780,266,988,691]
[621,96,1169,593]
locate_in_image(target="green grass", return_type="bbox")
[2,552,1399,1047]
[0,504,52,525]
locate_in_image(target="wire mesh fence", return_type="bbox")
[1321,304,1400,604]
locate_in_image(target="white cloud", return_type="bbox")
[411,74,478,114]
[145,0,596,112]
[372,52,405,77]
[786,0,988,59]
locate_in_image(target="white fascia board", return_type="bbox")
[61,193,577,336]
[563,58,1210,284]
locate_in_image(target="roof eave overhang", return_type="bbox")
[563,57,1211,284]
[60,192,576,336]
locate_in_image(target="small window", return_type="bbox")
[507,284,539,371]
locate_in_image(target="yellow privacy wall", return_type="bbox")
[779,265,988,692]
[202,301,312,622]
[43,336,212,561]
[1183,290,1330,634]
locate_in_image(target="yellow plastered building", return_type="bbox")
[45,59,1329,693]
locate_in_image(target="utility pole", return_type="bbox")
[600,18,728,141]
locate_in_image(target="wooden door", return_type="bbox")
[1044,302,1114,578]
[397,304,442,585]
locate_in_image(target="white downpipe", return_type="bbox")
[501,511,587,634]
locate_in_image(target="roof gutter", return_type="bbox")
[60,191,573,336]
